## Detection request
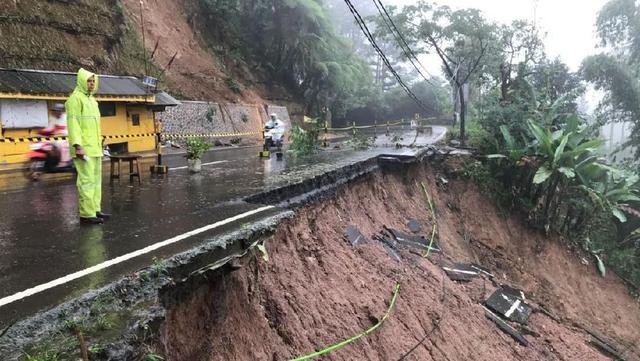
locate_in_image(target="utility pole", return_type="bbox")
[139,0,148,76]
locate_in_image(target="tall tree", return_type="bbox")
[582,0,640,157]
[384,2,495,145]
[493,20,545,103]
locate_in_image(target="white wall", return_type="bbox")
[0,99,48,129]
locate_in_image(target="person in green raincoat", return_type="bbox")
[66,68,110,225]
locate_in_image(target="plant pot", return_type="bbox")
[188,158,202,173]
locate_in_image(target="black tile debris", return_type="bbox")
[345,225,366,246]
[485,287,531,325]
[407,219,422,233]
[442,263,479,282]
[373,234,402,262]
[500,284,526,300]
[384,226,441,253]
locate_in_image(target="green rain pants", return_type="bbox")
[74,156,102,218]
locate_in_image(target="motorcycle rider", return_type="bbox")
[264,113,285,150]
[48,103,68,133]
[49,103,71,168]
[34,104,69,173]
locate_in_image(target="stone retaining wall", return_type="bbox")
[157,101,292,143]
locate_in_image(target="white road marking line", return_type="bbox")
[170,160,228,170]
[442,267,478,275]
[0,205,275,308]
[504,299,522,318]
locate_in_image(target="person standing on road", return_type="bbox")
[66,68,110,225]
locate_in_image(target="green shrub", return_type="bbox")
[185,138,211,160]
[225,77,242,94]
[288,125,319,157]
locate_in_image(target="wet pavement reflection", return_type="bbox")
[0,128,445,326]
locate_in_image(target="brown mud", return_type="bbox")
[154,160,640,361]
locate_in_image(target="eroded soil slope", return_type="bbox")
[156,159,640,360]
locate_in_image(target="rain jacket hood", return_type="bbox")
[76,68,99,95]
[65,68,102,157]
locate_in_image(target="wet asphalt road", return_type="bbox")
[0,127,445,328]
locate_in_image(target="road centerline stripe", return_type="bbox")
[170,160,228,170]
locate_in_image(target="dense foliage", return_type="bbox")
[194,0,454,124]
[195,0,377,119]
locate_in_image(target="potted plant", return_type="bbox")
[185,138,210,173]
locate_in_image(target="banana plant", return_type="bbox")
[527,119,604,185]
[578,167,640,223]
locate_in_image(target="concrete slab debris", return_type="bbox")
[384,226,441,253]
[381,243,402,262]
[385,227,426,245]
[485,287,531,325]
[581,327,629,361]
[442,263,479,282]
[500,284,526,300]
[345,225,366,246]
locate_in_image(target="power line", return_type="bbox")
[372,0,438,88]
[343,0,433,112]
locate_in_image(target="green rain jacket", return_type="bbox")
[66,68,102,157]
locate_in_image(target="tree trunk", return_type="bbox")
[500,62,510,102]
[458,84,467,146]
[544,174,561,229]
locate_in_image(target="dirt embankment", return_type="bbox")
[154,159,640,360]
[121,0,255,103]
[1,0,298,106]
[121,0,297,105]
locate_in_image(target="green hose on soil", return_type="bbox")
[288,283,401,361]
[420,182,437,258]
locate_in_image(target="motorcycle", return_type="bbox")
[24,126,74,181]
[264,124,284,152]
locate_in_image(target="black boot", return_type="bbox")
[80,217,104,225]
[96,211,111,220]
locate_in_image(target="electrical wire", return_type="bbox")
[372,0,438,88]
[343,0,433,113]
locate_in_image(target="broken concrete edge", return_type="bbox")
[279,162,380,208]
[244,145,441,208]
[244,157,379,206]
[0,210,294,360]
